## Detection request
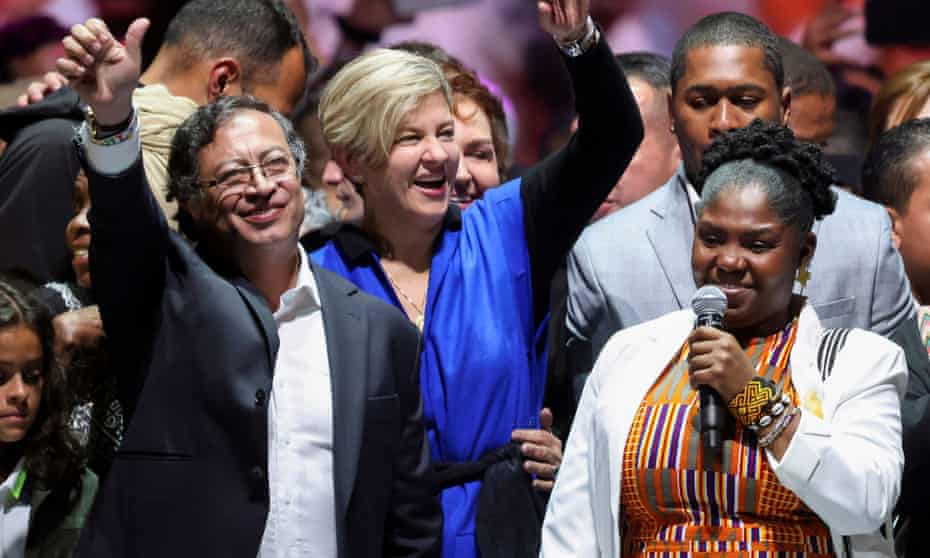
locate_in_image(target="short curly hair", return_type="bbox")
[862,117,930,213]
[166,95,307,206]
[695,119,837,232]
[0,279,83,488]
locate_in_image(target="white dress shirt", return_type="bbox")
[81,122,337,557]
[258,248,335,558]
[0,459,30,558]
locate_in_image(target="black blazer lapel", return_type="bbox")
[231,278,279,374]
[312,265,368,535]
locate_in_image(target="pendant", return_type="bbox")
[415,314,425,332]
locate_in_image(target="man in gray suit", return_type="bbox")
[566,12,923,380]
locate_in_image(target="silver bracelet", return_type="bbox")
[757,405,798,448]
[554,16,599,58]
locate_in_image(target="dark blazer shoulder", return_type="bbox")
[311,262,418,339]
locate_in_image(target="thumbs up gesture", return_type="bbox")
[56,17,150,125]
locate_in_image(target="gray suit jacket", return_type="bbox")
[567,166,915,362]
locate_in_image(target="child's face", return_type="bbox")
[0,325,44,444]
[891,150,930,305]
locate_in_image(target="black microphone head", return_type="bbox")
[691,285,727,319]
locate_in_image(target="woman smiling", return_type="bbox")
[311,1,643,555]
[542,120,905,558]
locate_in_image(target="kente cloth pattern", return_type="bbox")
[620,319,835,557]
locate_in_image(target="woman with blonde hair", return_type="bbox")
[311,0,644,555]
[869,59,930,144]
[392,42,514,209]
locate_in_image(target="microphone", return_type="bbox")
[690,285,728,453]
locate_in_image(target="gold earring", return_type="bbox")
[797,264,811,287]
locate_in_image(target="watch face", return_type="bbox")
[563,43,584,57]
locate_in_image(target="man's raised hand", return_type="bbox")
[537,0,591,43]
[56,17,149,125]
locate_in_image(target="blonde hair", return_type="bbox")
[318,48,453,169]
[870,60,930,145]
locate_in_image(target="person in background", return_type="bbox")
[869,60,930,145]
[777,36,836,147]
[447,65,511,210]
[31,171,123,479]
[774,36,876,194]
[545,50,680,441]
[295,73,365,252]
[862,118,930,344]
[591,51,679,221]
[564,11,924,397]
[0,16,66,84]
[0,89,85,284]
[0,0,313,286]
[0,278,98,557]
[311,0,644,554]
[300,109,364,230]
[861,118,930,558]
[542,119,904,558]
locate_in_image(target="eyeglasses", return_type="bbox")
[199,154,295,194]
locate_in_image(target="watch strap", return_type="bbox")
[554,16,599,58]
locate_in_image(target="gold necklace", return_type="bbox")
[382,266,429,331]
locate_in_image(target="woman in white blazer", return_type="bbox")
[541,120,907,558]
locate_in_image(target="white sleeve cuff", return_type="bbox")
[79,110,141,176]
[767,409,829,487]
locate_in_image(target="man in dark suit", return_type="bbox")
[58,15,441,558]
[0,0,312,284]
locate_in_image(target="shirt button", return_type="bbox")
[255,389,267,407]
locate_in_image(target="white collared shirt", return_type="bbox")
[0,459,30,558]
[258,248,335,558]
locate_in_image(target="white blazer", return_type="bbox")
[541,305,907,558]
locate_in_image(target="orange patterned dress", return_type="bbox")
[620,319,835,557]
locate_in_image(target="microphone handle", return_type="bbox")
[699,385,726,451]
[695,311,726,452]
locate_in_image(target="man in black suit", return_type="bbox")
[0,0,312,284]
[58,15,441,558]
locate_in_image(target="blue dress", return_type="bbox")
[312,181,546,557]
[312,34,643,557]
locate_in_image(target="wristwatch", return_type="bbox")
[555,16,599,58]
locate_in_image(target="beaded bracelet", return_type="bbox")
[748,392,791,432]
[728,376,781,429]
[86,110,138,147]
[88,124,136,147]
[757,405,799,448]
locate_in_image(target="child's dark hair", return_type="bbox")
[695,119,837,231]
[0,279,83,487]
